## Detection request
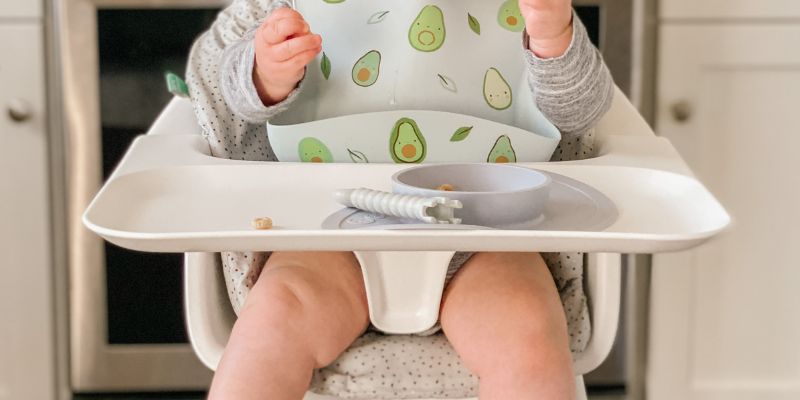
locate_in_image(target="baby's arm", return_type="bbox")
[520,0,614,141]
[185,0,311,160]
[252,8,321,106]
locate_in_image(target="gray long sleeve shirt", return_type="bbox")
[186,0,614,163]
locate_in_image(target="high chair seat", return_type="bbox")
[310,332,477,399]
[185,252,621,400]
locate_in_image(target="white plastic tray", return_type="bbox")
[83,131,730,254]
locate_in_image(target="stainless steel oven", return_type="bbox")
[56,0,229,392]
[55,0,646,394]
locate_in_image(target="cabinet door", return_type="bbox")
[649,25,800,400]
[0,24,54,400]
[0,0,42,19]
[661,0,800,20]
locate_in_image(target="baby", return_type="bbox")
[186,0,613,398]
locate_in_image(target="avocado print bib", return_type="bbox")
[266,0,561,164]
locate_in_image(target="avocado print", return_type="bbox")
[352,50,381,87]
[498,0,524,32]
[409,5,446,52]
[484,67,512,110]
[298,137,333,163]
[323,0,345,3]
[390,118,426,163]
[487,135,517,163]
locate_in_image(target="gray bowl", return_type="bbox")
[391,163,552,227]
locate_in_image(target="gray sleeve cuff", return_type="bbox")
[522,10,615,137]
[218,0,304,123]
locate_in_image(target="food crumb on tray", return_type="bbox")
[252,217,273,230]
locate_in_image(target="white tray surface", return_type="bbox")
[85,156,729,253]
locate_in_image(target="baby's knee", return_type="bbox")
[238,259,369,366]
[443,293,571,375]
[240,272,311,323]
[457,316,572,382]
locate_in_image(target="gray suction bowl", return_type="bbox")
[391,163,552,227]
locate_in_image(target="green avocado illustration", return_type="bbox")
[483,67,513,110]
[408,5,446,52]
[352,50,381,87]
[390,118,426,163]
[298,137,333,163]
[487,135,517,163]
[498,0,524,32]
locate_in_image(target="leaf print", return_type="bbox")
[468,13,480,35]
[450,126,473,142]
[437,74,457,93]
[367,10,390,24]
[321,52,331,80]
[347,149,370,163]
[165,71,189,98]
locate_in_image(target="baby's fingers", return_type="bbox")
[268,34,322,62]
[261,17,309,44]
[285,47,321,71]
[268,47,320,78]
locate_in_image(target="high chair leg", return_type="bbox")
[575,375,588,400]
[354,251,455,334]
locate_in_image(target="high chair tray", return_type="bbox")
[83,133,730,254]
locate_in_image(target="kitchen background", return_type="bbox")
[1,0,798,399]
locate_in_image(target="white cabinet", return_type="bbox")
[661,0,800,20]
[0,0,42,19]
[0,23,55,400]
[649,24,800,400]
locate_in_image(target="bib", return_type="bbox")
[267,0,560,164]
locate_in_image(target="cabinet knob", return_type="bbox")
[670,100,692,123]
[7,98,33,123]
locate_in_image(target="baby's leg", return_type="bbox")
[208,252,369,400]
[440,252,574,400]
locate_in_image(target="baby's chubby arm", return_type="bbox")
[186,0,312,161]
[252,8,322,106]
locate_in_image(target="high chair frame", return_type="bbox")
[82,87,728,399]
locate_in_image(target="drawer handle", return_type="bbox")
[670,100,692,123]
[7,98,33,123]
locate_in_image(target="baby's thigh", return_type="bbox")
[439,252,570,367]
[244,252,369,356]
[254,251,367,312]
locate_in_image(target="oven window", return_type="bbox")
[574,6,600,48]
[98,9,219,344]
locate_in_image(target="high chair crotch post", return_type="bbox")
[354,250,456,334]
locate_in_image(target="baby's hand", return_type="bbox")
[518,0,573,58]
[253,8,322,106]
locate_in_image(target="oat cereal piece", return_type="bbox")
[436,184,455,191]
[252,217,273,230]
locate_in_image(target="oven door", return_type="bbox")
[574,0,633,96]
[57,0,229,391]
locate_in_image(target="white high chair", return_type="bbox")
[85,87,728,399]
[137,87,643,399]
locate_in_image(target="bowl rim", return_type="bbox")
[391,163,552,195]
